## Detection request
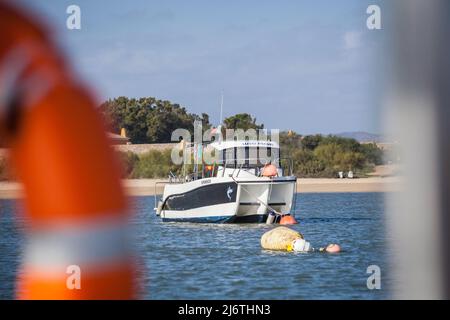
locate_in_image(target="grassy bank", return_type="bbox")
[118,149,181,179]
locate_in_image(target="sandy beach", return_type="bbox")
[0,177,400,199]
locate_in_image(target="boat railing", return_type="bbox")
[184,171,203,182]
[153,172,186,209]
[217,157,294,178]
[171,156,294,182]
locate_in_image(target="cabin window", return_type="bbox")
[236,147,247,165]
[220,146,280,167]
[220,149,224,164]
[225,147,235,166]
[249,147,258,164]
[272,148,280,165]
[258,147,271,165]
[245,147,250,167]
[259,147,280,166]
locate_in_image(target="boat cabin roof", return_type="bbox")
[210,140,280,150]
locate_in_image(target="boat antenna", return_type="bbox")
[215,91,224,143]
[219,91,224,126]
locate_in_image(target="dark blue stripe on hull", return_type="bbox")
[163,182,237,211]
[231,214,268,223]
[162,216,234,223]
[162,214,268,224]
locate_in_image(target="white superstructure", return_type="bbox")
[155,139,297,223]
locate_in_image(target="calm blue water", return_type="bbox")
[0,193,390,299]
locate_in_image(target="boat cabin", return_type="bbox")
[205,140,284,179]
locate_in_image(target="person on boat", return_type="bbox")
[203,163,214,177]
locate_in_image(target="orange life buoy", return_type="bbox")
[0,2,135,299]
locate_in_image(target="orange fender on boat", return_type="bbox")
[0,2,135,299]
[279,215,298,225]
[261,164,278,177]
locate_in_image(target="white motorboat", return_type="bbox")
[155,139,297,223]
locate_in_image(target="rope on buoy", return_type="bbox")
[261,226,341,253]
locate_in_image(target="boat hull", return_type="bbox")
[162,214,269,223]
[158,176,296,223]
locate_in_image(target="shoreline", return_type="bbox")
[0,177,401,199]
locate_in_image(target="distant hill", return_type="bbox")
[334,131,383,143]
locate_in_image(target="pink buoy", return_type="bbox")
[325,244,341,253]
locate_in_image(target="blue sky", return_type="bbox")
[19,0,385,134]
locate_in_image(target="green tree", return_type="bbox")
[223,113,264,130]
[280,131,302,155]
[280,134,385,178]
[313,143,341,168]
[301,134,322,151]
[360,143,384,165]
[99,97,155,143]
[99,97,211,143]
[320,135,361,153]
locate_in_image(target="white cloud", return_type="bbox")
[343,31,362,50]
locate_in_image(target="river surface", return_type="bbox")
[0,193,390,299]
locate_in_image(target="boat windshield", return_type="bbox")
[219,146,280,168]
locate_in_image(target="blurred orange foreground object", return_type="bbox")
[18,263,135,300]
[0,2,135,299]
